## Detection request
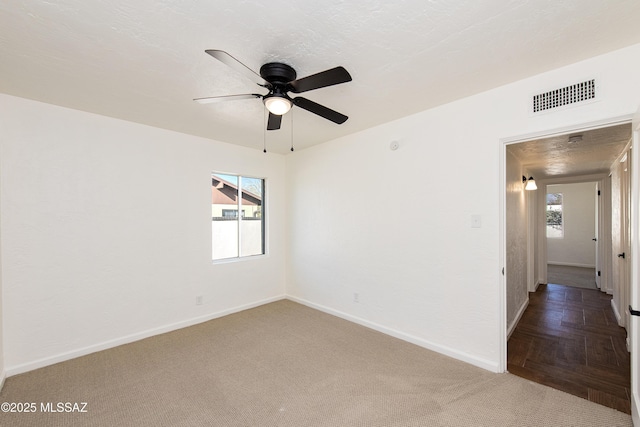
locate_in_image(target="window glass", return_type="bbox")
[212,173,265,260]
[546,192,563,238]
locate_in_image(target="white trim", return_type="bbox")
[287,295,500,373]
[0,370,5,391]
[501,115,633,145]
[541,173,608,185]
[537,184,549,286]
[526,186,537,292]
[599,176,614,294]
[5,295,286,377]
[498,133,508,373]
[611,299,623,326]
[630,106,640,421]
[507,298,529,340]
[547,262,596,269]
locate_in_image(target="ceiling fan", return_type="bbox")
[195,50,352,131]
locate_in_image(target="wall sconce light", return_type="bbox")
[522,176,537,191]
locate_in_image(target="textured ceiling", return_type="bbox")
[507,123,632,180]
[1,1,640,154]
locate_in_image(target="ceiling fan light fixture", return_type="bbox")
[264,95,292,115]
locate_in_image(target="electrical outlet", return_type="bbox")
[196,296,203,305]
[353,293,359,303]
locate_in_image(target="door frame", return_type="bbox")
[499,114,634,373]
[611,142,633,329]
[537,175,606,289]
[595,182,601,289]
[629,108,640,424]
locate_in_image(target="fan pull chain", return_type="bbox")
[290,108,294,152]
[263,107,267,153]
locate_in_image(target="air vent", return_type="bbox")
[532,79,596,113]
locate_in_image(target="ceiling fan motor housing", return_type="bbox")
[260,62,297,85]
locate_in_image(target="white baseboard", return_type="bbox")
[6,295,286,377]
[286,295,500,373]
[0,369,6,391]
[507,297,529,340]
[547,262,596,268]
[633,394,640,427]
[611,299,623,326]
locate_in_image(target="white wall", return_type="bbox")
[0,94,287,374]
[286,43,640,372]
[547,182,597,267]
[0,190,4,387]
[506,152,528,336]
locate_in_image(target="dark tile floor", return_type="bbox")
[508,283,630,414]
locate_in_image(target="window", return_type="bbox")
[546,192,563,238]
[212,173,265,260]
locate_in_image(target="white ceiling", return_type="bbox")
[1,1,640,154]
[507,123,631,180]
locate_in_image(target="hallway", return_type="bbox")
[547,264,597,289]
[507,283,630,414]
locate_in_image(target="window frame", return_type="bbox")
[546,192,564,239]
[211,172,266,262]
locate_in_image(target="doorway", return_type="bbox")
[502,120,633,412]
[546,182,599,290]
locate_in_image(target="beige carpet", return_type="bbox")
[547,264,598,289]
[0,300,631,426]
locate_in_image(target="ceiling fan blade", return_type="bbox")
[267,112,282,130]
[288,66,352,93]
[292,97,348,124]
[205,50,267,86]
[194,94,262,104]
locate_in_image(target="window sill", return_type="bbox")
[212,253,268,265]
